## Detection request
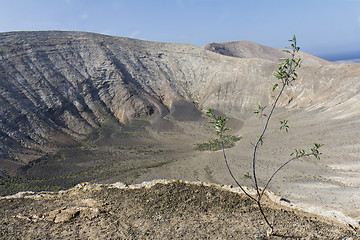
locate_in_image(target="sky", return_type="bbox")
[0,0,360,60]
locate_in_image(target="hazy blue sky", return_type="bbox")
[0,0,360,60]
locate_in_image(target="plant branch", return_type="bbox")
[252,83,286,198]
[259,152,314,200]
[206,36,323,234]
[220,133,256,202]
[257,201,273,232]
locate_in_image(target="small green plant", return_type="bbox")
[195,135,241,151]
[207,36,323,235]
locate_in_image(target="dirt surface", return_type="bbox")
[0,181,358,239]
[1,110,360,238]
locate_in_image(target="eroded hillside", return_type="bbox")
[0,31,342,165]
[1,32,360,224]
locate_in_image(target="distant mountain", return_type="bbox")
[202,41,331,66]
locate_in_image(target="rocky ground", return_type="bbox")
[0,180,358,239]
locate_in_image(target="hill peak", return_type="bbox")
[202,40,331,66]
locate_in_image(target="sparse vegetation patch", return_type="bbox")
[195,135,241,151]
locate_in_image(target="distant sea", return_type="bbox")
[333,59,360,64]
[319,52,360,63]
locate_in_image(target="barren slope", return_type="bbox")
[0,31,342,165]
[1,31,360,229]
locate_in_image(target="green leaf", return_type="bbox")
[256,136,264,145]
[254,104,266,117]
[280,120,290,132]
[243,172,251,180]
[311,143,323,160]
[282,49,291,54]
[272,83,278,91]
[207,108,230,136]
[291,148,306,158]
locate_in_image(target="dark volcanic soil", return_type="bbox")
[0,181,357,239]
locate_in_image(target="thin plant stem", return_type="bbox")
[252,83,286,199]
[260,153,314,201]
[257,200,273,232]
[207,36,322,234]
[220,134,256,201]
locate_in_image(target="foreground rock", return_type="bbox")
[0,181,357,239]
